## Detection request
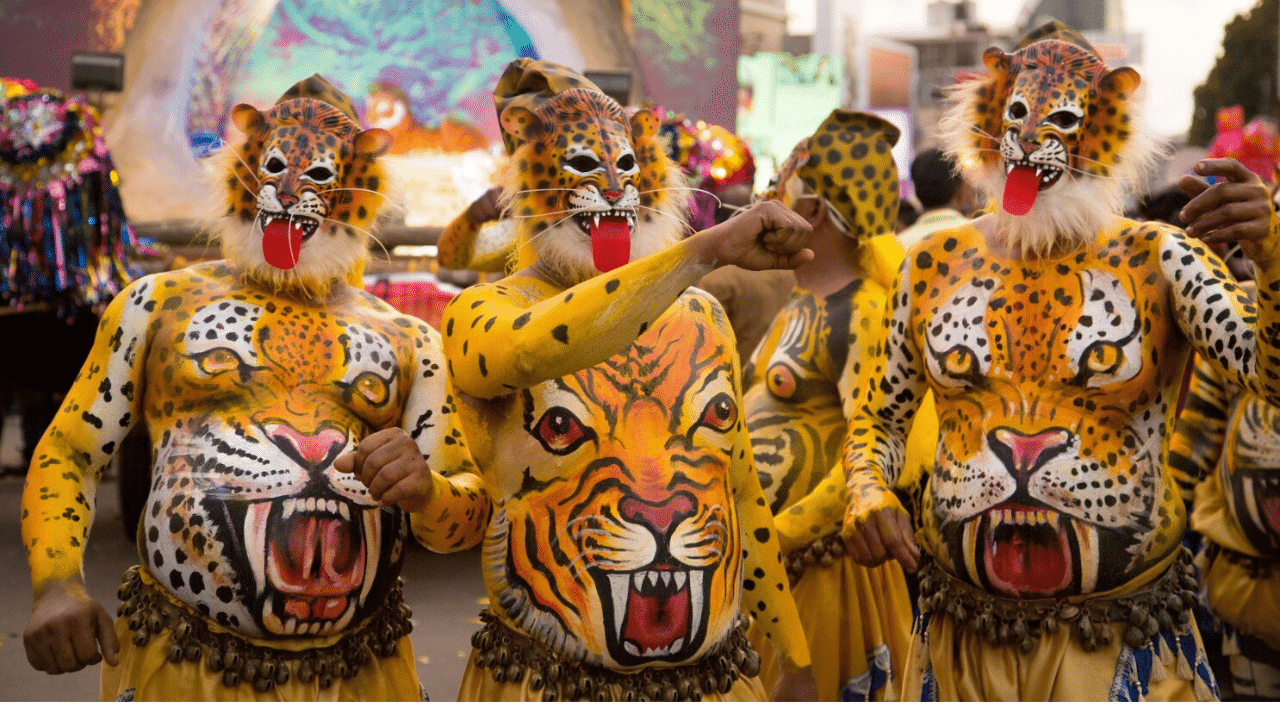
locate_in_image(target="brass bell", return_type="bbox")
[529,672,544,690]
[318,673,334,690]
[507,664,524,682]
[542,688,558,702]
[578,675,595,696]
[491,666,506,683]
[184,643,202,662]
[1124,625,1147,648]
[1128,606,1148,628]
[241,659,258,683]
[132,629,149,647]
[206,649,224,672]
[296,661,315,684]
[275,663,291,686]
[547,664,562,682]
[662,685,679,701]
[254,677,273,693]
[223,668,240,688]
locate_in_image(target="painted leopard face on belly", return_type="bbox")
[140,296,412,638]
[474,306,742,669]
[915,250,1181,598]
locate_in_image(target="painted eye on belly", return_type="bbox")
[1076,340,1125,385]
[767,364,797,399]
[942,347,977,377]
[533,406,595,454]
[351,372,390,406]
[697,392,737,432]
[195,347,244,376]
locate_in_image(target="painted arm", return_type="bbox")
[331,320,491,552]
[841,264,931,573]
[436,207,515,274]
[21,276,155,673]
[402,325,491,552]
[770,283,890,553]
[444,201,814,399]
[23,278,152,591]
[1167,355,1230,503]
[1175,158,1280,406]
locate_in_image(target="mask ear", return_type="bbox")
[231,103,266,136]
[982,47,1009,75]
[630,108,659,142]
[1076,66,1142,178]
[963,48,1013,171]
[354,127,392,158]
[500,106,543,145]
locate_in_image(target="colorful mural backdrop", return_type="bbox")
[626,0,741,132]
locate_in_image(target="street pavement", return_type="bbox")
[0,416,488,702]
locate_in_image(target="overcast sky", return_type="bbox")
[784,0,1263,139]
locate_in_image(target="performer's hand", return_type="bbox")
[691,200,813,271]
[464,186,503,226]
[24,578,119,674]
[334,428,435,514]
[843,487,919,573]
[1179,158,1277,263]
[771,665,819,701]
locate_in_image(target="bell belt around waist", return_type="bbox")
[917,547,1200,653]
[116,565,413,692]
[783,530,846,586]
[470,610,761,701]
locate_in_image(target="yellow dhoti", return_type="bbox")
[899,553,1219,702]
[101,567,423,702]
[749,555,911,701]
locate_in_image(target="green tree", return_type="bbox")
[1189,0,1278,146]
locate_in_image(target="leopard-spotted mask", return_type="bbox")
[222,75,392,293]
[940,21,1159,256]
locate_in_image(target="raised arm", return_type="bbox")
[443,201,813,399]
[1175,158,1280,406]
[436,187,515,273]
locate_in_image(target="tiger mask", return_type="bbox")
[939,21,1161,257]
[220,75,393,296]
[497,84,687,286]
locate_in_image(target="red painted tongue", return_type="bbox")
[262,218,302,270]
[1263,496,1280,535]
[989,528,1069,595]
[622,581,689,653]
[1003,165,1041,216]
[591,215,631,273]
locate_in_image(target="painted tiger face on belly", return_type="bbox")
[910,229,1186,598]
[139,276,416,638]
[474,300,743,669]
[1221,397,1280,554]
